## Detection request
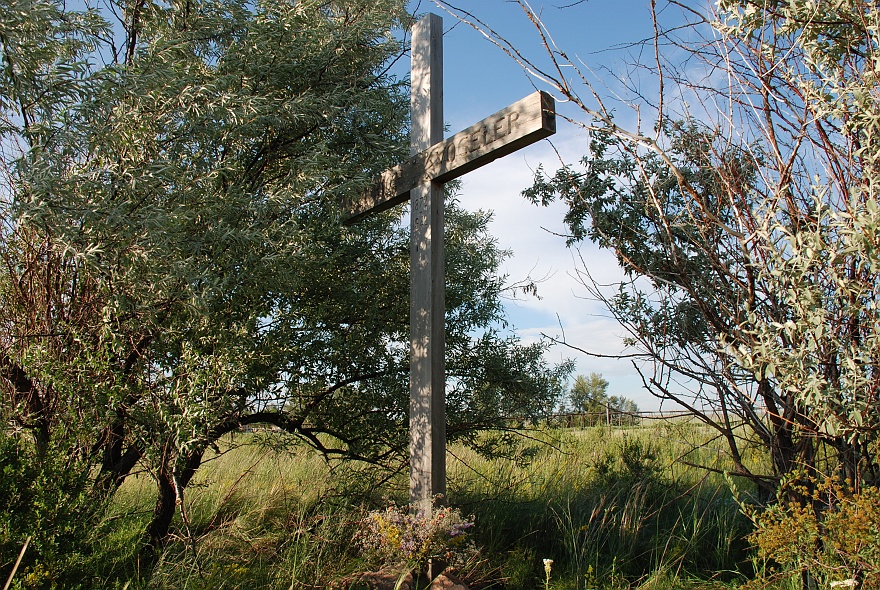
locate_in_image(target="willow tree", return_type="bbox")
[440,0,880,496]
[0,0,569,572]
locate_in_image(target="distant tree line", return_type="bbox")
[560,373,640,426]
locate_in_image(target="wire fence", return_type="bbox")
[547,410,699,428]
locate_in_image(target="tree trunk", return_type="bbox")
[145,468,176,549]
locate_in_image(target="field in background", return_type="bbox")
[89,420,762,589]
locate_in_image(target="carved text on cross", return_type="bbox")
[347,91,556,224]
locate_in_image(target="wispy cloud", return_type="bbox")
[453,125,659,409]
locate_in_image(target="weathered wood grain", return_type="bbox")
[344,13,558,519]
[345,91,556,224]
[408,13,446,513]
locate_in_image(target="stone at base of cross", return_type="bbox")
[341,569,469,590]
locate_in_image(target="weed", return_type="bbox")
[359,502,476,576]
[747,476,880,589]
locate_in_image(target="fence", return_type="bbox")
[548,410,697,429]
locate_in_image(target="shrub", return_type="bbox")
[359,503,476,573]
[748,476,880,589]
[0,432,104,588]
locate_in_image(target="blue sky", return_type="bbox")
[398,1,676,411]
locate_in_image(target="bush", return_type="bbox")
[0,432,105,589]
[747,476,880,589]
[359,503,476,574]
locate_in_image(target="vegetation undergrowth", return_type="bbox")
[2,421,762,590]
[449,423,753,590]
[0,430,111,589]
[745,475,880,590]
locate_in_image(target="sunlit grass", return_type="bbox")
[89,421,759,589]
[445,421,757,589]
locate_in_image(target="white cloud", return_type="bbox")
[450,125,662,410]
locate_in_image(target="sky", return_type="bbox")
[397,1,679,411]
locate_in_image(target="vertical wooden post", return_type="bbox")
[409,13,445,515]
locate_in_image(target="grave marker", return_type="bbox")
[345,13,556,512]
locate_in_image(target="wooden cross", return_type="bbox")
[345,13,556,512]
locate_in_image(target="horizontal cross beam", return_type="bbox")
[345,90,555,224]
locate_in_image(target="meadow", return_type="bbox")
[48,420,762,589]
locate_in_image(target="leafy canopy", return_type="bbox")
[0,0,570,575]
[495,0,880,493]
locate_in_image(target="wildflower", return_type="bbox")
[360,503,476,572]
[543,559,553,590]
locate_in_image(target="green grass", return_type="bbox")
[447,423,755,589]
[75,422,758,590]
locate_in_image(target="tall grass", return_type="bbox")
[76,421,756,589]
[447,423,754,589]
[90,435,373,589]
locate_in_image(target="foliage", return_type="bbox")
[570,373,608,413]
[447,0,880,497]
[359,503,475,573]
[0,0,409,553]
[569,372,638,416]
[0,430,100,588]
[0,0,570,574]
[747,476,880,590]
